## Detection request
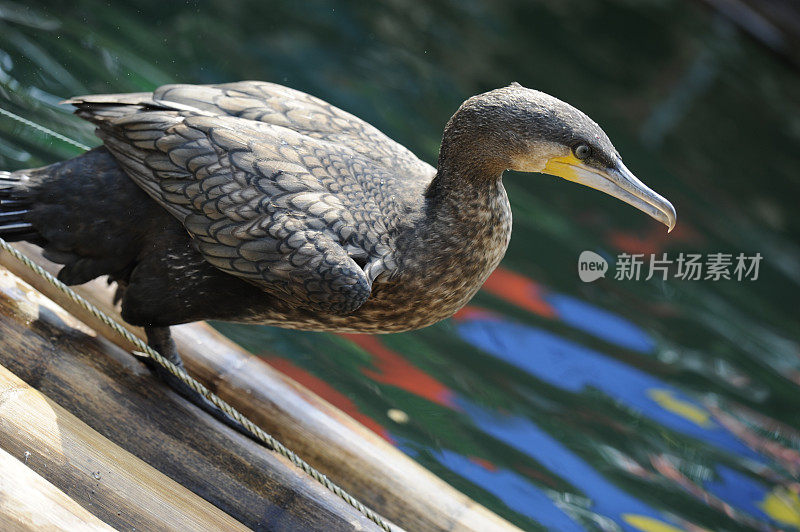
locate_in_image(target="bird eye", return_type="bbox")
[574,144,591,160]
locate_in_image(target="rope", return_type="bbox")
[0,108,394,532]
[0,107,92,151]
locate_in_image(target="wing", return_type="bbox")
[155,81,435,186]
[69,81,435,197]
[67,102,404,315]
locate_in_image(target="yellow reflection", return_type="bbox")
[622,514,685,532]
[760,487,800,528]
[647,389,713,428]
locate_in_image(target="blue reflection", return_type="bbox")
[705,465,790,527]
[454,314,761,462]
[545,293,655,353]
[456,399,680,531]
[430,447,587,531]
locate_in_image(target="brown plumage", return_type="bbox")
[0,80,674,429]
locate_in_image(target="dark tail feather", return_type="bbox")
[0,171,45,245]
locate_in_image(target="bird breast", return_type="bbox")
[359,182,513,331]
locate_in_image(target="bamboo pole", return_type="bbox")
[174,324,520,532]
[0,446,113,532]
[1,242,521,532]
[0,362,250,531]
[0,266,383,532]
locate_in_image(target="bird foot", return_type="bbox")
[142,326,254,440]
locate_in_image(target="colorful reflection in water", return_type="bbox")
[250,268,800,530]
[453,304,759,462]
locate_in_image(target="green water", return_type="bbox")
[2,1,800,530]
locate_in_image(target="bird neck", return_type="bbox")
[396,125,513,280]
[426,125,508,204]
[411,157,511,267]
[424,163,505,213]
[429,116,511,189]
[395,161,511,316]
[425,120,512,223]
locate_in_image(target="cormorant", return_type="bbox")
[0,81,675,427]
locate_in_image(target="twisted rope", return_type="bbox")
[0,107,92,151]
[0,239,393,531]
[0,107,394,532]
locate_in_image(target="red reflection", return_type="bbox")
[606,223,702,255]
[709,404,800,477]
[341,334,457,409]
[468,455,499,471]
[516,464,565,489]
[452,306,502,322]
[480,267,557,318]
[264,356,394,443]
[651,455,749,526]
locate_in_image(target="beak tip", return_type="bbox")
[665,205,677,234]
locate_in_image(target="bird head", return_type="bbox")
[442,83,676,232]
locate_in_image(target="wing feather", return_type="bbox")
[66,82,431,313]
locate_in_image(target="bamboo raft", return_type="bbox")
[0,242,521,532]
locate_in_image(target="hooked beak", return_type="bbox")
[543,154,676,232]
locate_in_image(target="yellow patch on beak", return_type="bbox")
[542,153,584,183]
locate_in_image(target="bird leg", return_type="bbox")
[143,326,183,368]
[142,326,252,438]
